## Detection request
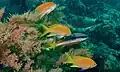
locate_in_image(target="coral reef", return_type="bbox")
[68,1,120,72]
[0,0,120,72]
[0,3,93,72]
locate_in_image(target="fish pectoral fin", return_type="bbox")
[41,24,49,30]
[70,64,79,68]
[82,68,88,70]
[71,65,88,71]
[79,68,88,71]
[64,60,74,64]
[44,43,56,51]
[49,42,56,48]
[40,13,46,19]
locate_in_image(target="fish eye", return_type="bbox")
[63,36,66,39]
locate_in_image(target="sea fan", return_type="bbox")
[26,27,39,40]
[49,68,63,72]
[9,14,25,24]
[0,52,21,70]
[71,49,93,58]
[56,54,66,66]
[18,40,41,54]
[0,24,41,71]
[8,11,41,25]
[0,24,11,60]
[23,11,41,22]
[0,43,8,60]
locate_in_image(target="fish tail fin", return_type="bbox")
[45,42,56,50]
[41,24,48,30]
[40,31,49,37]
[64,52,74,64]
[39,25,49,37]
[48,41,56,47]
[79,68,88,72]
[40,13,46,19]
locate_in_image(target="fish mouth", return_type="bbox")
[88,63,97,69]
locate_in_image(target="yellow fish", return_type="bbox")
[40,24,71,37]
[35,2,56,18]
[64,53,97,70]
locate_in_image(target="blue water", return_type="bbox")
[0,0,120,72]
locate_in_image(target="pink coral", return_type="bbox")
[0,49,21,70]
[9,16,25,24]
[10,24,29,40]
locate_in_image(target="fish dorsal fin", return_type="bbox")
[39,25,49,37]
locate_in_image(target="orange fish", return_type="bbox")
[40,24,71,37]
[64,53,97,70]
[49,24,71,36]
[35,2,56,18]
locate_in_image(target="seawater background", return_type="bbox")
[0,0,120,26]
[0,0,119,19]
[0,0,120,72]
